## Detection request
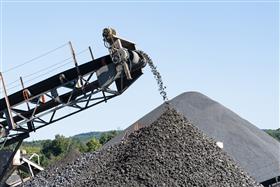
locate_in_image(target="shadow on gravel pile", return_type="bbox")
[24,108,262,187]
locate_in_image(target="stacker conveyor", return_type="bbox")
[0,28,149,184]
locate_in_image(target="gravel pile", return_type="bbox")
[24,108,261,187]
[104,92,280,184]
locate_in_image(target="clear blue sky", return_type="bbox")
[0,1,279,140]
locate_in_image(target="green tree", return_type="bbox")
[99,130,119,145]
[69,138,87,153]
[41,135,70,158]
[41,140,52,158]
[265,128,280,142]
[86,138,101,152]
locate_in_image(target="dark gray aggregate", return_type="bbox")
[24,108,262,187]
[105,92,280,183]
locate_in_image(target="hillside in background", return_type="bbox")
[23,130,122,147]
[72,130,122,143]
[72,131,104,142]
[264,129,280,142]
[21,130,122,167]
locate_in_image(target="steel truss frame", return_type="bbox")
[0,69,123,147]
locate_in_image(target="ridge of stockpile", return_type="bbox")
[24,108,262,187]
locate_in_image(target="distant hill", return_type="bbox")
[20,130,122,167]
[71,130,122,143]
[22,131,104,147]
[71,131,105,143]
[23,130,123,146]
[264,129,280,142]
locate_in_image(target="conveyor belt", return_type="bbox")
[0,51,144,141]
[0,55,112,112]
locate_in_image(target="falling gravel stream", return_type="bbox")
[138,51,168,102]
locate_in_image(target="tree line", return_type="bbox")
[21,130,121,167]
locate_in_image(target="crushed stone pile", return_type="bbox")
[24,108,262,187]
[103,92,280,183]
